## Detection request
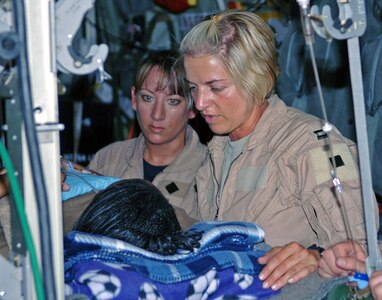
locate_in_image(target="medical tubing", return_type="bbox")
[307,42,329,125]
[14,0,56,298]
[307,37,338,174]
[304,18,355,243]
[62,170,99,193]
[0,141,44,300]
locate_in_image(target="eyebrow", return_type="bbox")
[206,79,224,84]
[138,88,183,98]
[185,78,224,85]
[136,89,151,94]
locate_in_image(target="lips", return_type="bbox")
[149,125,165,133]
[202,114,218,124]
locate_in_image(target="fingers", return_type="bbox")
[258,246,282,265]
[61,157,85,172]
[318,240,366,278]
[332,240,367,262]
[318,255,336,278]
[61,172,70,191]
[60,157,101,192]
[61,157,99,175]
[61,182,70,191]
[336,256,366,274]
[370,270,382,300]
[319,248,351,277]
[70,161,93,173]
[258,242,318,290]
[319,255,364,277]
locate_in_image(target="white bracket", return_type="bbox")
[55,0,109,76]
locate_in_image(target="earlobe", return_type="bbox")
[188,110,196,119]
[131,86,137,111]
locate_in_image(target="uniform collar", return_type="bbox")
[208,94,287,153]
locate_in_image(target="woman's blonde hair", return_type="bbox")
[179,10,280,105]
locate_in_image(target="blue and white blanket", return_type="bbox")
[64,221,280,299]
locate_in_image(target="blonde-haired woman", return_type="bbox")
[179,10,374,291]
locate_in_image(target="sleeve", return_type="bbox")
[87,145,113,175]
[172,205,197,230]
[299,140,379,250]
[87,141,130,177]
[87,150,102,171]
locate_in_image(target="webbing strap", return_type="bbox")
[347,37,382,274]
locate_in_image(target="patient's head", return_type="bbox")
[73,179,200,255]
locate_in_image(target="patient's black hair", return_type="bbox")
[73,179,201,255]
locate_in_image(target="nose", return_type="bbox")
[194,89,210,111]
[151,101,165,120]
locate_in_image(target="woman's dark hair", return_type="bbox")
[73,179,200,255]
[134,49,193,110]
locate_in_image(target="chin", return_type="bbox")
[146,137,166,144]
[209,125,228,135]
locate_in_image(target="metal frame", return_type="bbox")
[0,0,64,299]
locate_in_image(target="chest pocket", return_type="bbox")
[235,166,268,191]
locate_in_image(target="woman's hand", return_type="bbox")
[370,270,382,300]
[258,242,318,290]
[60,158,96,174]
[61,172,70,191]
[60,158,99,192]
[318,240,366,278]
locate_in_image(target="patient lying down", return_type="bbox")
[72,178,201,255]
[64,179,281,299]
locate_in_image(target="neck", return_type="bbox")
[229,100,269,141]
[144,135,186,166]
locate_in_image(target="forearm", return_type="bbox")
[0,172,9,198]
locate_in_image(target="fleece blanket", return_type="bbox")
[64,221,280,299]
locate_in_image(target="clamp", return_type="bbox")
[55,0,109,77]
[311,0,366,40]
